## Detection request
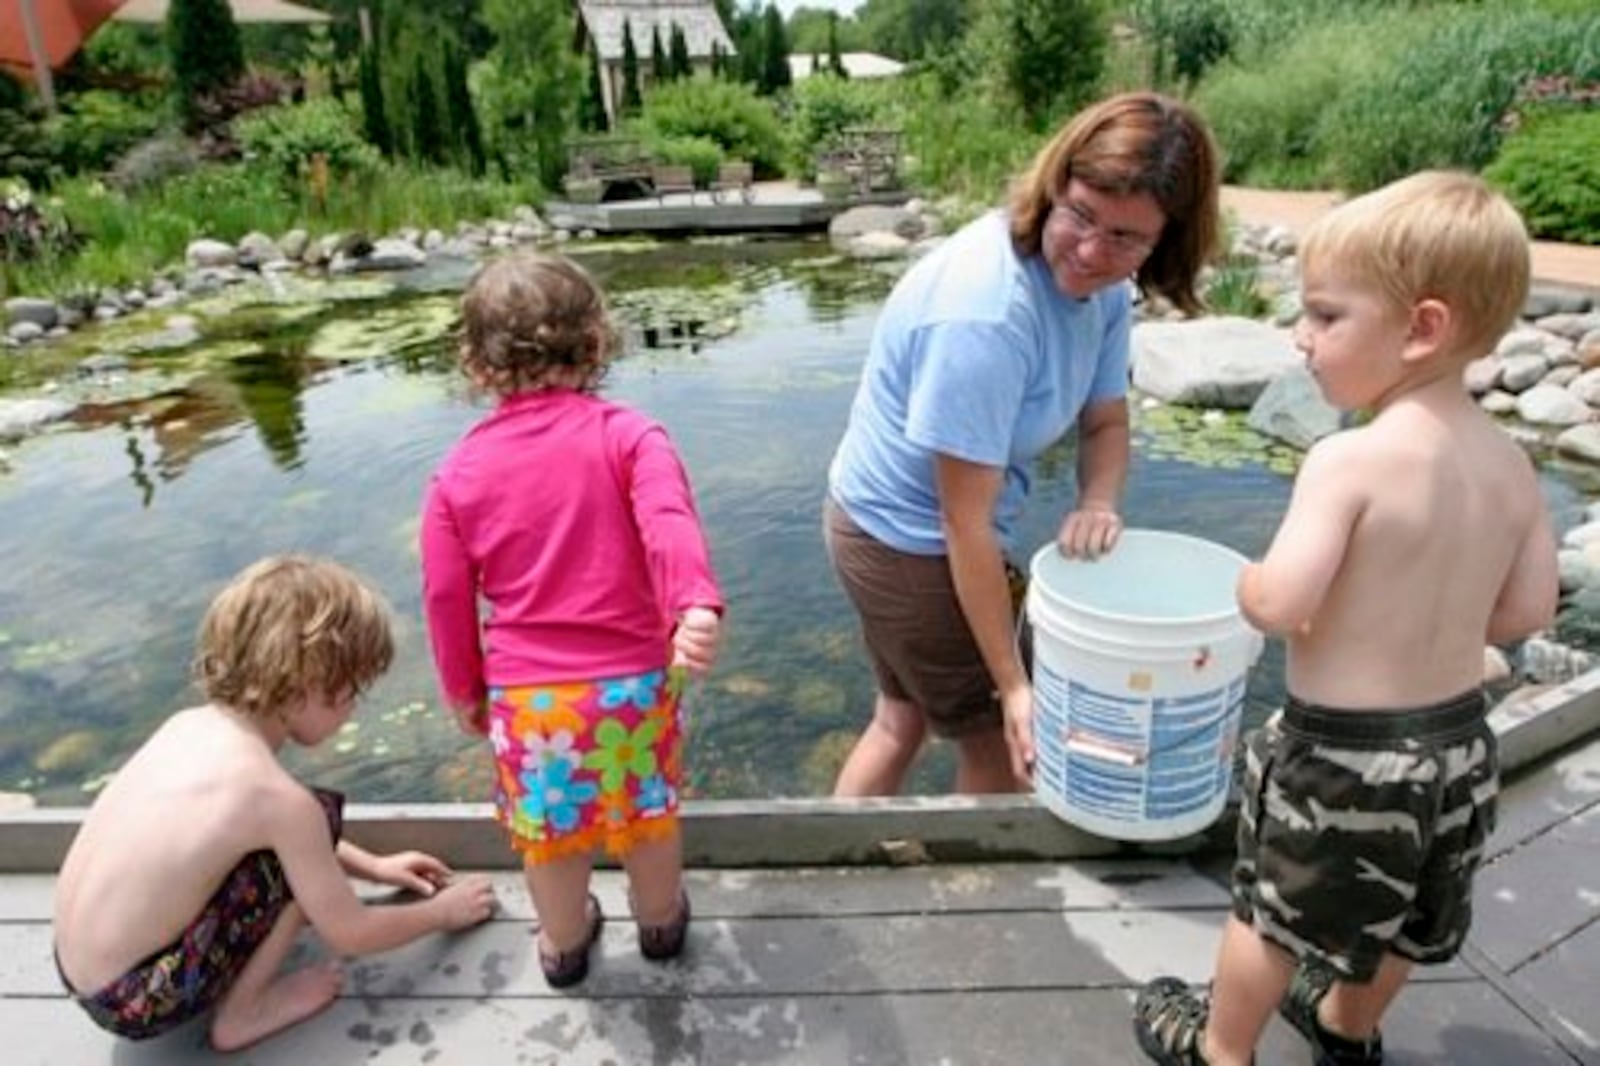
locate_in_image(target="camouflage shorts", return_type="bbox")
[1231,689,1497,982]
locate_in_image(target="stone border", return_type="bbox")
[3,670,1596,874]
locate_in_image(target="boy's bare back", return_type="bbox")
[1272,388,1555,709]
[54,705,315,992]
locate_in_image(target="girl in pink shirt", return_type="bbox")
[421,253,724,988]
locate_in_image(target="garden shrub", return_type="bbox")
[107,134,204,194]
[636,79,786,178]
[1,182,80,268]
[1316,8,1600,191]
[787,73,889,178]
[167,0,245,130]
[1193,9,1428,188]
[236,98,381,189]
[644,135,723,187]
[44,91,167,177]
[1485,107,1600,245]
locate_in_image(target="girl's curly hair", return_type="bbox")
[458,253,620,396]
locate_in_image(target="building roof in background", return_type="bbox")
[112,0,331,23]
[788,51,906,82]
[578,1,734,62]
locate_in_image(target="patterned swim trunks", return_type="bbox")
[61,788,344,1039]
[1231,690,1497,982]
[489,667,685,864]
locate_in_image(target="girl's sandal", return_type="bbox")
[539,893,604,989]
[638,890,692,961]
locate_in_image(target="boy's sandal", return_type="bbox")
[636,889,692,961]
[1279,962,1384,1066]
[539,893,604,989]
[1132,976,1217,1066]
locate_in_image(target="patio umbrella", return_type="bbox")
[0,1,129,99]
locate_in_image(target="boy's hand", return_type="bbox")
[1001,684,1035,785]
[370,851,453,896]
[672,606,722,676]
[1058,504,1122,560]
[433,874,497,930]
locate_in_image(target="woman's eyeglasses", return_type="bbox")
[1053,199,1160,260]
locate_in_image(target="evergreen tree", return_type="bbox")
[1002,0,1105,128]
[669,23,693,80]
[358,41,391,155]
[760,4,792,94]
[827,12,848,78]
[166,0,245,128]
[736,9,764,85]
[410,51,447,164]
[621,18,643,113]
[443,43,486,174]
[650,23,668,84]
[480,0,582,191]
[710,40,724,79]
[582,46,608,130]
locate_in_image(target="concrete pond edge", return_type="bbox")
[3,670,1598,874]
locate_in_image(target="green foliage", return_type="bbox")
[856,0,969,61]
[1203,254,1269,318]
[762,6,794,95]
[1127,0,1233,90]
[166,0,245,129]
[0,98,56,190]
[107,134,203,195]
[7,163,540,298]
[827,13,848,78]
[477,0,582,189]
[1316,8,1600,191]
[622,19,644,114]
[635,78,787,177]
[669,23,693,80]
[235,99,382,189]
[443,46,487,175]
[1193,9,1425,188]
[646,134,725,186]
[788,74,886,176]
[1485,107,1600,244]
[651,24,669,83]
[897,71,1040,203]
[994,0,1106,129]
[1,183,80,291]
[583,48,609,131]
[359,44,391,155]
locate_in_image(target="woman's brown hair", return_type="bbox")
[1009,92,1221,315]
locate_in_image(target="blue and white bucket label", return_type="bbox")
[1034,661,1244,827]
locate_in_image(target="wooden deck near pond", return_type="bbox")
[547,180,911,236]
[3,674,1599,1064]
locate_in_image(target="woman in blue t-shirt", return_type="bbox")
[825,92,1221,795]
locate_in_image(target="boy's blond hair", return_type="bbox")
[1300,170,1529,359]
[458,253,620,397]
[193,555,394,719]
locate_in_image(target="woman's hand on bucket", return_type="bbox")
[1001,683,1035,784]
[1058,504,1123,560]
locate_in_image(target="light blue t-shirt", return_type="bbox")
[828,210,1132,555]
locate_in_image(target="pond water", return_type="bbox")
[2,238,1594,806]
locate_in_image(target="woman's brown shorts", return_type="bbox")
[824,499,1003,738]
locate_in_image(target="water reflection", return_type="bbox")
[0,240,1586,807]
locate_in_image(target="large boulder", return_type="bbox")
[828,205,923,242]
[1246,364,1342,449]
[4,297,59,330]
[0,397,73,440]
[1131,316,1300,408]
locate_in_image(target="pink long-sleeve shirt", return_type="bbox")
[420,389,723,709]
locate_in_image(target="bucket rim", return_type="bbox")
[1028,529,1252,629]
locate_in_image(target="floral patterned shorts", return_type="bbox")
[488,667,685,864]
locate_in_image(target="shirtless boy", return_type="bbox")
[53,555,497,1050]
[1133,171,1560,1066]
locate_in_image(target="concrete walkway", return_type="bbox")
[2,729,1598,1065]
[1222,186,1600,292]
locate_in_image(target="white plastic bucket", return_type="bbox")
[1026,529,1264,841]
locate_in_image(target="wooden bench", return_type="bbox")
[711,160,755,204]
[652,164,696,203]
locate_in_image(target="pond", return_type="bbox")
[2,238,1593,806]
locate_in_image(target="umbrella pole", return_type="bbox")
[18,0,59,115]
